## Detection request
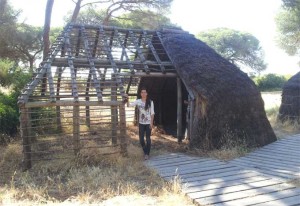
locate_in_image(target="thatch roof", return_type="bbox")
[279,72,300,121]
[160,32,276,149]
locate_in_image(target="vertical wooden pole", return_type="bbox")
[20,107,32,170]
[56,67,62,132]
[119,105,127,155]
[85,104,90,128]
[189,99,195,142]
[159,96,163,125]
[73,105,80,155]
[85,72,92,128]
[56,106,62,132]
[186,96,190,141]
[177,78,183,142]
[111,75,118,144]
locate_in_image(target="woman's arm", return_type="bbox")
[123,94,137,107]
[123,94,130,107]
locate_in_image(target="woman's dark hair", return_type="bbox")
[140,87,151,110]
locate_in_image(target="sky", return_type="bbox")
[9,0,300,75]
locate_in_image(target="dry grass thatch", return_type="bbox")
[160,31,277,149]
[279,72,300,122]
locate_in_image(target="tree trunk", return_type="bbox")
[71,0,82,23]
[42,0,54,95]
[43,0,54,60]
[0,0,7,15]
[29,57,34,73]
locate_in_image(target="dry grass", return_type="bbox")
[205,147,252,161]
[266,106,300,139]
[1,94,299,205]
[262,92,300,138]
[0,136,196,206]
[186,137,253,161]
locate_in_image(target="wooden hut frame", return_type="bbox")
[18,24,191,169]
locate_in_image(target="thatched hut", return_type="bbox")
[19,24,276,169]
[278,72,300,122]
[159,31,277,149]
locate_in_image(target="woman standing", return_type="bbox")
[124,87,155,160]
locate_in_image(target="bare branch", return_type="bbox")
[81,0,112,8]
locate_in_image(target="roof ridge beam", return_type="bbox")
[70,23,156,34]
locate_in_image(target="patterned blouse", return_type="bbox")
[129,99,155,124]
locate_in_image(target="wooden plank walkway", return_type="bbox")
[146,134,300,206]
[229,134,300,179]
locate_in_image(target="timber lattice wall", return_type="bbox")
[18,24,177,169]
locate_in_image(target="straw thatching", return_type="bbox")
[278,72,300,122]
[160,31,277,149]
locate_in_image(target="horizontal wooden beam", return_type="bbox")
[119,72,177,77]
[71,24,157,34]
[23,100,124,108]
[52,58,174,68]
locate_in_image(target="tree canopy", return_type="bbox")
[9,24,43,70]
[196,28,266,73]
[68,0,173,25]
[275,0,300,59]
[66,5,175,30]
[0,0,19,59]
[63,0,175,30]
[0,1,43,71]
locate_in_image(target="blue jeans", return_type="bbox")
[139,124,151,155]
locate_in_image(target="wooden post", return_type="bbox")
[20,107,32,170]
[56,105,62,132]
[111,76,118,144]
[85,104,90,128]
[56,67,62,132]
[177,78,183,142]
[186,96,190,141]
[119,105,127,155]
[73,105,80,155]
[189,99,195,141]
[85,73,91,128]
[159,96,163,125]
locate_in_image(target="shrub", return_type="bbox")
[0,65,32,144]
[0,102,19,144]
[253,73,287,91]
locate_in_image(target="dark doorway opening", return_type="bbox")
[139,77,188,137]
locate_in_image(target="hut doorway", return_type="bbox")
[138,77,189,141]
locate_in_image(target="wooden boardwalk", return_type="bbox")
[146,134,300,206]
[229,134,300,179]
